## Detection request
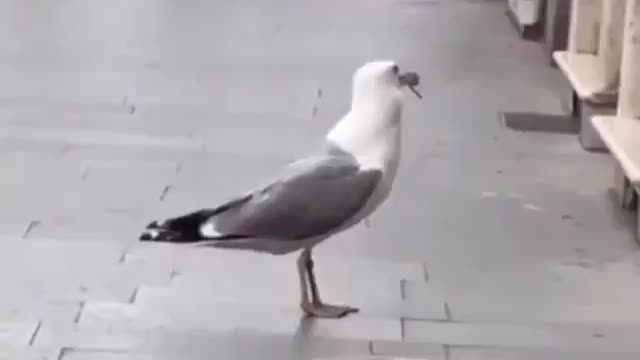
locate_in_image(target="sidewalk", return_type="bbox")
[2,0,640,359]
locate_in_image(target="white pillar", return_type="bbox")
[568,0,602,54]
[617,0,640,118]
[597,0,626,92]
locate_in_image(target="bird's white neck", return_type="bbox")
[325,95,403,171]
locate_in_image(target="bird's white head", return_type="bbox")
[325,60,421,166]
[351,60,421,108]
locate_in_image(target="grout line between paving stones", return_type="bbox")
[403,317,453,324]
[80,167,91,180]
[310,87,323,121]
[400,318,406,340]
[422,263,430,282]
[56,347,69,360]
[169,269,180,280]
[159,184,173,201]
[400,279,407,300]
[444,344,451,360]
[28,321,42,346]
[22,220,40,239]
[58,347,132,360]
[74,303,85,324]
[444,302,453,321]
[129,288,140,303]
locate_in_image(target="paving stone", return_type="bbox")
[3,277,134,304]
[0,137,68,157]
[0,242,171,303]
[148,331,370,359]
[314,358,428,360]
[1,126,203,152]
[129,72,316,120]
[371,340,446,359]
[0,346,61,360]
[0,239,124,264]
[59,336,370,360]
[0,321,39,348]
[24,216,146,244]
[35,324,372,358]
[83,160,179,188]
[0,171,162,221]
[124,246,425,283]
[79,299,401,341]
[32,325,151,351]
[403,320,640,351]
[0,156,82,185]
[449,345,640,360]
[0,68,133,111]
[0,221,28,239]
[407,258,640,326]
[136,277,444,321]
[123,248,436,319]
[0,109,211,139]
[0,299,81,326]
[61,351,153,360]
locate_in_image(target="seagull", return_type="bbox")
[139,60,421,318]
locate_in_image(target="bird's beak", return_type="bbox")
[398,72,422,99]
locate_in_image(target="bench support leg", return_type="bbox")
[613,163,637,211]
[576,99,616,152]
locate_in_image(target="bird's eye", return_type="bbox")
[391,65,399,74]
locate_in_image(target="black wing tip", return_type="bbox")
[139,231,154,241]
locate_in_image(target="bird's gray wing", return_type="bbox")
[208,155,382,240]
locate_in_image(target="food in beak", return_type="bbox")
[398,72,422,99]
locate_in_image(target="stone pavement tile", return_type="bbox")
[78,299,401,342]
[371,340,446,360]
[61,143,208,167]
[314,358,431,360]
[24,216,146,245]
[32,326,149,351]
[77,179,168,205]
[413,258,640,326]
[0,109,210,140]
[0,68,133,110]
[0,126,203,153]
[83,160,179,188]
[130,70,316,119]
[0,137,67,157]
[60,334,370,360]
[124,245,426,283]
[60,350,151,360]
[0,242,171,303]
[3,276,134,305]
[0,155,83,185]
[0,299,81,327]
[449,345,640,360]
[0,158,168,218]
[169,152,293,193]
[123,248,435,318]
[156,330,370,359]
[136,276,444,321]
[0,221,29,239]
[34,325,371,359]
[0,239,124,264]
[0,346,61,360]
[403,320,640,351]
[0,321,39,348]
